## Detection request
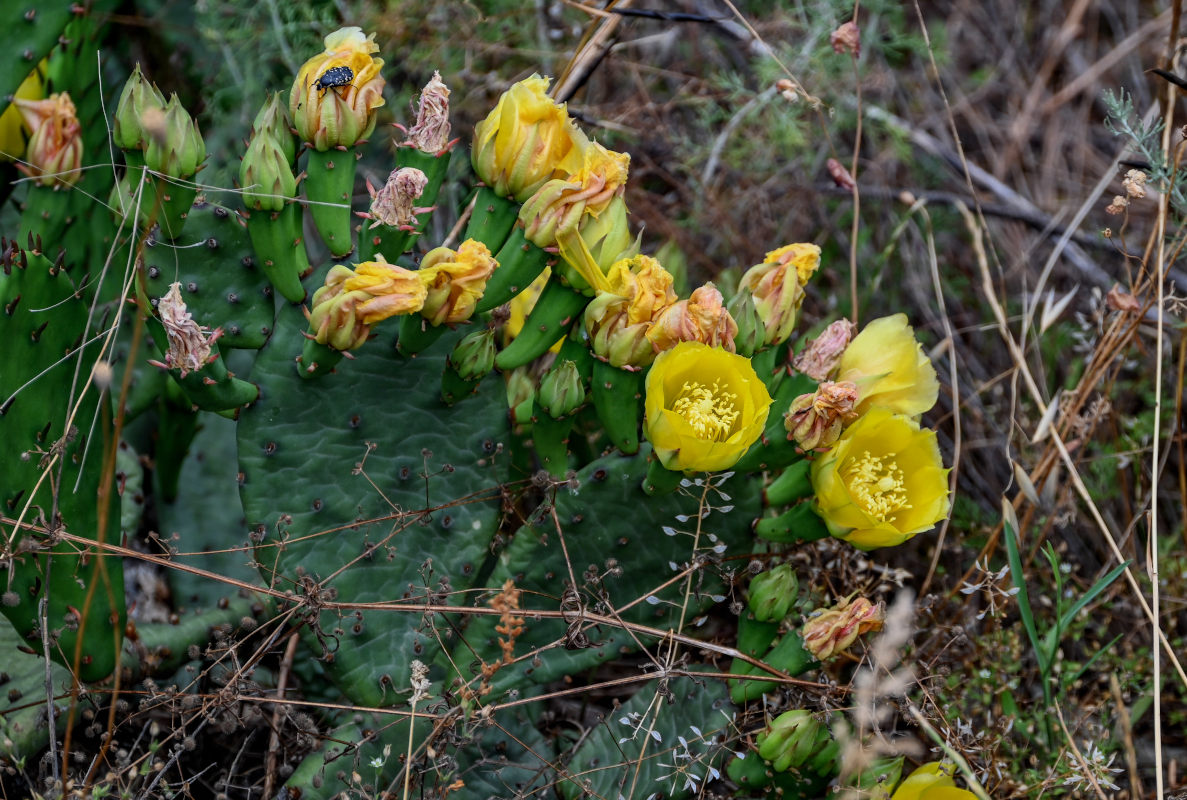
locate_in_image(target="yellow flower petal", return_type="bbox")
[837,313,939,417]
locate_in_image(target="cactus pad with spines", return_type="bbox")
[142,200,278,350]
[237,302,512,707]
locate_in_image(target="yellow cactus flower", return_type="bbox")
[0,63,45,162]
[889,763,978,800]
[308,258,427,351]
[290,26,386,151]
[471,74,587,201]
[553,194,635,295]
[646,283,738,354]
[15,92,82,187]
[836,313,939,417]
[644,342,772,472]
[416,239,498,326]
[739,242,820,347]
[810,408,949,549]
[585,254,677,368]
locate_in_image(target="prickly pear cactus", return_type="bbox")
[237,301,511,707]
[0,241,125,682]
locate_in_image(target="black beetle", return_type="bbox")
[311,65,354,96]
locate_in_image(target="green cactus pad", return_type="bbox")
[237,302,512,707]
[452,445,760,698]
[560,670,735,800]
[0,244,126,682]
[142,200,278,350]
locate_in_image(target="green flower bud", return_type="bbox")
[144,94,205,179]
[727,288,764,358]
[748,564,798,623]
[240,132,297,212]
[113,63,166,152]
[538,359,585,418]
[252,91,297,166]
[505,366,537,426]
[756,711,837,776]
[449,329,497,381]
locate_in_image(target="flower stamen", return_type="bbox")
[672,380,738,441]
[844,451,911,522]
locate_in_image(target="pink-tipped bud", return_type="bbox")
[802,596,884,661]
[784,380,858,452]
[792,319,855,381]
[15,93,83,188]
[645,283,738,354]
[830,21,860,56]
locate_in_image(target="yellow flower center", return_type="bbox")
[672,380,738,441]
[845,451,911,521]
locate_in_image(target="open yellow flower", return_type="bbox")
[416,239,498,326]
[644,342,772,472]
[836,313,939,417]
[290,26,385,151]
[472,74,587,201]
[811,408,949,549]
[889,763,978,800]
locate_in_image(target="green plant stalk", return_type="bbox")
[754,502,829,543]
[591,359,641,454]
[463,185,521,255]
[475,225,551,313]
[1004,519,1053,745]
[642,457,683,495]
[531,407,573,476]
[143,175,198,241]
[297,337,345,379]
[729,632,817,703]
[245,203,310,303]
[764,459,813,507]
[305,147,357,257]
[494,277,588,370]
[396,313,449,356]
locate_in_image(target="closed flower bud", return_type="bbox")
[740,243,819,347]
[252,92,297,166]
[646,283,738,354]
[755,710,838,776]
[520,141,630,252]
[830,21,861,56]
[240,132,297,212]
[308,258,427,351]
[801,596,884,660]
[472,74,587,201]
[405,71,451,154]
[417,239,498,326]
[154,283,221,376]
[15,92,83,187]
[505,366,537,424]
[837,313,938,417]
[144,94,205,179]
[369,167,428,228]
[112,63,166,152]
[585,255,677,368]
[792,319,854,380]
[538,359,585,418]
[290,26,386,151]
[784,380,858,452]
[0,62,45,163]
[449,328,497,381]
[747,564,798,622]
[726,289,764,358]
